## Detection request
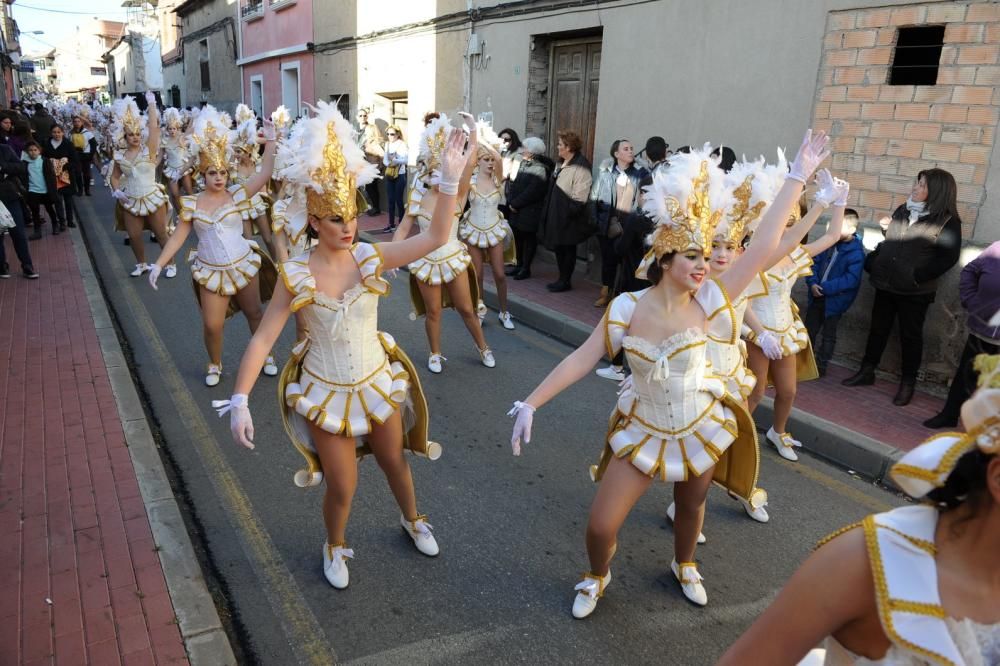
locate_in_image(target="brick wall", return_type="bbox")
[813,2,1000,238]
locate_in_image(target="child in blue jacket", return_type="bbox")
[804,209,865,375]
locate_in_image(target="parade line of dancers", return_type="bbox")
[83,91,997,664]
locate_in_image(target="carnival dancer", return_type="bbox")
[746,169,850,462]
[459,123,516,330]
[146,105,280,387]
[160,107,196,228]
[392,113,496,373]
[231,105,278,259]
[108,93,177,278]
[214,103,478,589]
[719,361,1000,665]
[509,132,831,617]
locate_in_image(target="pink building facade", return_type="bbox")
[238,0,315,119]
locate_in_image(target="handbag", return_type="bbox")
[385,164,400,179]
[0,200,15,230]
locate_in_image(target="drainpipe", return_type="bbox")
[235,0,244,106]
[463,1,473,110]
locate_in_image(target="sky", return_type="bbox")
[11,0,135,56]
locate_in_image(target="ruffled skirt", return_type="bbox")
[408,241,472,285]
[772,316,810,357]
[459,218,512,249]
[189,241,262,296]
[163,164,193,182]
[720,363,757,401]
[121,184,169,217]
[242,192,271,221]
[278,332,442,488]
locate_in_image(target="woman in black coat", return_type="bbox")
[842,168,962,405]
[42,124,80,229]
[539,130,593,292]
[505,136,551,280]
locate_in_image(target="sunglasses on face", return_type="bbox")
[387,132,397,137]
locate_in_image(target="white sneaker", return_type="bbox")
[572,570,611,619]
[476,300,487,322]
[130,263,148,277]
[262,355,278,376]
[400,514,439,556]
[767,427,801,462]
[478,347,496,368]
[164,264,177,279]
[671,559,708,606]
[427,353,446,374]
[205,363,222,387]
[666,501,706,544]
[322,543,353,589]
[498,311,515,330]
[595,365,626,381]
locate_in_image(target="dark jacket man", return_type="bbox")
[806,232,866,317]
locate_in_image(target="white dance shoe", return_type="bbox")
[498,311,515,330]
[400,514,439,556]
[671,559,707,606]
[427,353,446,374]
[595,365,626,381]
[476,300,487,322]
[205,363,222,387]
[666,501,707,544]
[767,427,801,462]
[572,570,611,619]
[130,263,149,277]
[164,264,177,279]
[323,543,354,589]
[262,355,278,376]
[739,497,770,523]
[478,347,496,368]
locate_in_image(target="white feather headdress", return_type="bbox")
[270,105,292,133]
[416,113,452,185]
[162,106,184,129]
[189,105,234,172]
[280,100,378,220]
[110,96,146,146]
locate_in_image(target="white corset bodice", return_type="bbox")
[116,147,159,197]
[751,246,813,333]
[163,139,191,170]
[465,186,502,231]
[299,288,387,386]
[181,186,254,267]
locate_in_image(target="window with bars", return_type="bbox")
[889,25,945,85]
[199,39,210,91]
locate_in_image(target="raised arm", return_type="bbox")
[763,199,825,268]
[480,140,504,188]
[718,130,829,298]
[244,121,277,196]
[802,204,846,258]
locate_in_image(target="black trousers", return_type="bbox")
[804,298,842,369]
[76,154,92,195]
[0,198,34,271]
[554,244,577,284]
[56,188,76,225]
[26,192,63,231]
[365,179,381,213]
[862,288,935,382]
[597,233,618,289]
[512,228,537,272]
[938,334,1000,420]
[384,175,406,226]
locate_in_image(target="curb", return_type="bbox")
[70,231,237,665]
[360,230,899,484]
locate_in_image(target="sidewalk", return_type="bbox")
[358,211,945,481]
[0,227,230,664]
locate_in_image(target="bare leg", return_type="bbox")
[769,354,798,433]
[672,468,715,563]
[255,212,278,258]
[180,173,194,196]
[122,211,147,264]
[488,243,508,313]
[746,344,770,414]
[147,205,171,253]
[198,287,230,366]
[416,280,443,355]
[585,456,653,575]
[367,410,418,520]
[310,426,359,545]
[466,242,485,297]
[231,274,264,334]
[444,270,489,350]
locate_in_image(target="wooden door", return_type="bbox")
[548,40,602,163]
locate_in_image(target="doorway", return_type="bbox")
[281,63,301,118]
[547,39,602,164]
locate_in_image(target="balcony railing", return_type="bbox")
[241,0,264,20]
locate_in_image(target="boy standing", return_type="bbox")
[805,208,866,376]
[22,141,65,239]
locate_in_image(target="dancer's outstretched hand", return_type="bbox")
[145,91,156,108]
[755,331,783,361]
[508,401,535,456]
[788,129,830,184]
[258,119,277,144]
[147,264,162,290]
[833,177,850,207]
[457,111,477,147]
[111,189,129,203]
[213,394,255,449]
[812,169,837,208]
[439,126,471,194]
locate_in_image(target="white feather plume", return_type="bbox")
[642,143,731,230]
[271,105,292,132]
[476,120,501,151]
[109,96,147,146]
[189,104,235,165]
[162,107,183,128]
[234,103,255,126]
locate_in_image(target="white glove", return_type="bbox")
[258,119,277,143]
[147,264,162,290]
[833,177,850,207]
[756,331,784,361]
[111,189,129,203]
[144,90,156,107]
[213,394,255,449]
[437,112,477,195]
[788,129,831,184]
[812,169,837,208]
[507,401,535,456]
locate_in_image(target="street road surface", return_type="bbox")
[76,190,904,665]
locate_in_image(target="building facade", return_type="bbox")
[158,0,186,108]
[238,0,314,119]
[174,0,241,113]
[55,19,124,99]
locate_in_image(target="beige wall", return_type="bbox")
[177,0,241,112]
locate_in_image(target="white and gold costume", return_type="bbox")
[278,243,440,487]
[115,146,169,217]
[270,186,311,258]
[459,175,512,249]
[406,180,470,284]
[162,137,194,182]
[750,245,814,358]
[707,274,768,400]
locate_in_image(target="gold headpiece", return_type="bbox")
[716,175,765,246]
[649,161,722,258]
[417,113,451,181]
[190,106,231,173]
[121,104,142,136]
[306,122,357,220]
